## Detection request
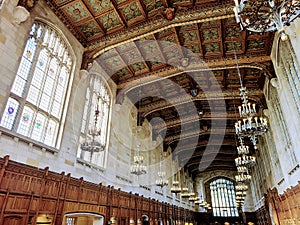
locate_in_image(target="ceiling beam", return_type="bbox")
[140,89,263,118]
[116,55,271,90]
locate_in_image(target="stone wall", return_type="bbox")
[0,0,193,209]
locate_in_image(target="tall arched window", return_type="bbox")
[0,21,73,148]
[210,178,238,217]
[77,74,111,168]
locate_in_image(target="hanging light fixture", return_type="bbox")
[156,171,168,187]
[235,173,251,183]
[170,180,181,193]
[156,151,168,188]
[195,195,211,210]
[130,81,147,176]
[171,159,181,193]
[235,155,256,167]
[181,168,190,195]
[81,95,105,160]
[236,139,250,155]
[233,0,300,33]
[232,41,268,149]
[235,183,248,191]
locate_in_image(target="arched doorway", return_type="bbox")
[63,212,104,225]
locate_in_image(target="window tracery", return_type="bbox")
[209,178,238,217]
[77,74,111,168]
[0,21,73,148]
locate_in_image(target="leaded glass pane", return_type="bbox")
[11,76,27,97]
[78,75,111,168]
[31,113,46,142]
[0,98,20,130]
[27,85,40,105]
[17,106,34,136]
[210,178,238,217]
[1,20,73,148]
[44,119,58,146]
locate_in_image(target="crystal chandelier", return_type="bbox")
[234,0,300,33]
[81,95,105,158]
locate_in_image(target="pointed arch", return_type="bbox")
[0,20,75,149]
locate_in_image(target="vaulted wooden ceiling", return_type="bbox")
[41,0,275,177]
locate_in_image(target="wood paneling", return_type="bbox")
[0,156,194,225]
[265,183,300,225]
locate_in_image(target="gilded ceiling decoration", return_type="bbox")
[31,0,276,175]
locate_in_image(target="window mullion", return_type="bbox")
[13,45,44,133]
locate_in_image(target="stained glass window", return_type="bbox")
[0,21,73,148]
[210,178,238,217]
[77,74,111,168]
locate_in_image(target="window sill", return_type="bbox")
[0,127,59,154]
[76,158,105,173]
[288,164,300,175]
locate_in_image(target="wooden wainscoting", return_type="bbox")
[265,182,300,225]
[0,155,194,225]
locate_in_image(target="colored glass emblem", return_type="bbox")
[8,107,14,115]
[22,113,30,122]
[36,120,41,128]
[26,50,32,58]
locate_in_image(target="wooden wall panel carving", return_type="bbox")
[0,156,194,225]
[265,182,300,225]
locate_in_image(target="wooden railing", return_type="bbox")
[0,155,194,225]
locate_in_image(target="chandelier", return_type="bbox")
[235,173,252,183]
[237,165,248,173]
[235,183,248,191]
[235,154,256,167]
[171,180,181,193]
[156,151,168,187]
[195,196,211,210]
[130,81,147,176]
[156,171,168,187]
[131,154,147,175]
[232,42,268,149]
[234,87,268,149]
[236,140,250,155]
[81,95,105,157]
[180,168,189,195]
[234,0,300,33]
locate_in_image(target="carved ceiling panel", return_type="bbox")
[43,0,275,176]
